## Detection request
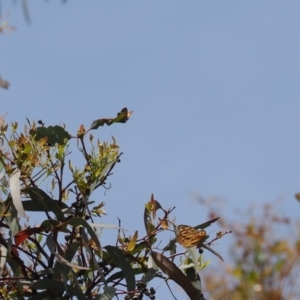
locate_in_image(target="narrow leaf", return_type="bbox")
[63,217,101,251]
[109,107,133,125]
[127,230,138,252]
[26,187,65,221]
[88,223,126,230]
[93,286,116,300]
[55,253,90,270]
[141,255,158,282]
[143,206,150,235]
[89,107,133,130]
[46,234,56,253]
[194,217,220,230]
[105,245,135,295]
[151,250,201,300]
[30,279,65,292]
[10,170,26,218]
[29,279,86,300]
[202,244,224,262]
[0,245,7,269]
[54,242,80,276]
[187,247,200,275]
[22,199,69,212]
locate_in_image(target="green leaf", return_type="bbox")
[129,242,148,255]
[64,217,101,252]
[143,205,150,235]
[64,242,81,264]
[27,291,57,299]
[53,242,80,280]
[106,268,144,283]
[90,118,111,130]
[141,256,157,282]
[202,244,224,262]
[28,279,86,300]
[90,107,133,130]
[30,125,71,145]
[105,245,135,296]
[185,267,202,287]
[141,268,156,283]
[92,286,116,300]
[163,238,177,253]
[22,199,69,212]
[194,216,220,230]
[30,278,65,292]
[25,187,65,221]
[108,107,133,125]
[40,219,67,232]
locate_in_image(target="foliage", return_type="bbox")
[0,109,226,300]
[201,201,300,300]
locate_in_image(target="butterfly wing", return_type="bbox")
[177,225,207,248]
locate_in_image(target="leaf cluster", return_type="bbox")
[0,108,225,300]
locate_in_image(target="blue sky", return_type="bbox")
[1,1,300,298]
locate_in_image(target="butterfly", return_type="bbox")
[176,225,207,248]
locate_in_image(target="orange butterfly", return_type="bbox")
[176,225,207,248]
